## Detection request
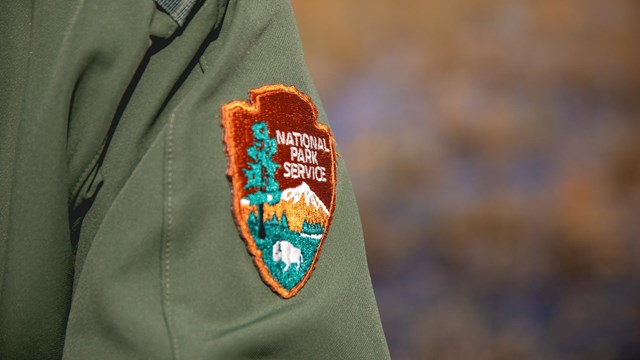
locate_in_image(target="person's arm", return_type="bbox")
[1,1,389,358]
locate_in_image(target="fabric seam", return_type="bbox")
[162,114,179,360]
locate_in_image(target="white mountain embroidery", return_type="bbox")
[279,182,330,216]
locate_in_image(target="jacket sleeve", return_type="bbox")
[1,1,390,359]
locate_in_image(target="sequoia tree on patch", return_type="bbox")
[243,121,282,239]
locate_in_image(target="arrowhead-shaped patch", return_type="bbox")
[221,84,337,298]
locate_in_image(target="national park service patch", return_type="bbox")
[221,84,337,298]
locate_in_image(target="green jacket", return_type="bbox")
[0,0,389,359]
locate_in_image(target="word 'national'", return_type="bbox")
[276,130,331,153]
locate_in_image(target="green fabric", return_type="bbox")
[0,0,390,359]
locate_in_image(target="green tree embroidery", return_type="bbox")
[243,121,282,239]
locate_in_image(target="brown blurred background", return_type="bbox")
[292,1,640,359]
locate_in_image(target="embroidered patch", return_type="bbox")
[221,84,337,298]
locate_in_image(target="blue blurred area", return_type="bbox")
[293,1,640,359]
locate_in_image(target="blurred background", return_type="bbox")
[292,1,640,359]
